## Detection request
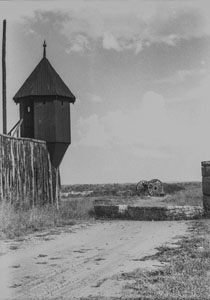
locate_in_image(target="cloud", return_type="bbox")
[62,4,209,53]
[76,85,210,162]
[159,34,179,46]
[90,94,103,103]
[66,34,90,53]
[178,68,207,81]
[76,91,178,155]
[102,32,121,51]
[77,114,111,149]
[150,7,205,40]
[154,68,208,84]
[135,41,143,54]
[17,2,210,54]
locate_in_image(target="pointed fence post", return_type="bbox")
[2,19,7,134]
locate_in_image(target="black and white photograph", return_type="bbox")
[0,0,210,299]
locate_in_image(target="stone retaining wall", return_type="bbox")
[94,204,203,221]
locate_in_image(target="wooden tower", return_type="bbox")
[13,41,76,168]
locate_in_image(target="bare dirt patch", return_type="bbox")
[0,220,188,300]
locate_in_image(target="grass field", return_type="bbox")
[62,181,193,197]
[163,183,203,206]
[0,181,203,239]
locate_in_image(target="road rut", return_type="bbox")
[0,220,188,299]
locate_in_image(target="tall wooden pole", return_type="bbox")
[2,19,7,134]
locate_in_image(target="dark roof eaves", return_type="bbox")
[13,94,76,104]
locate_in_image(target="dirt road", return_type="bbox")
[0,220,188,300]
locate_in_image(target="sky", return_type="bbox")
[0,0,210,184]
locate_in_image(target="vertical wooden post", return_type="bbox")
[2,19,7,134]
[55,168,59,210]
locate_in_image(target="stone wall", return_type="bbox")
[94,203,203,221]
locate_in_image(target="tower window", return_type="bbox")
[27,106,31,113]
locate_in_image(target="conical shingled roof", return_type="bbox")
[13,49,76,103]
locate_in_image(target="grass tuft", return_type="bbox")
[162,186,203,206]
[0,198,95,239]
[120,220,210,300]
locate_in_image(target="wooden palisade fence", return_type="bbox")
[0,133,60,207]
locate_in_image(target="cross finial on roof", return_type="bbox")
[43,40,47,58]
